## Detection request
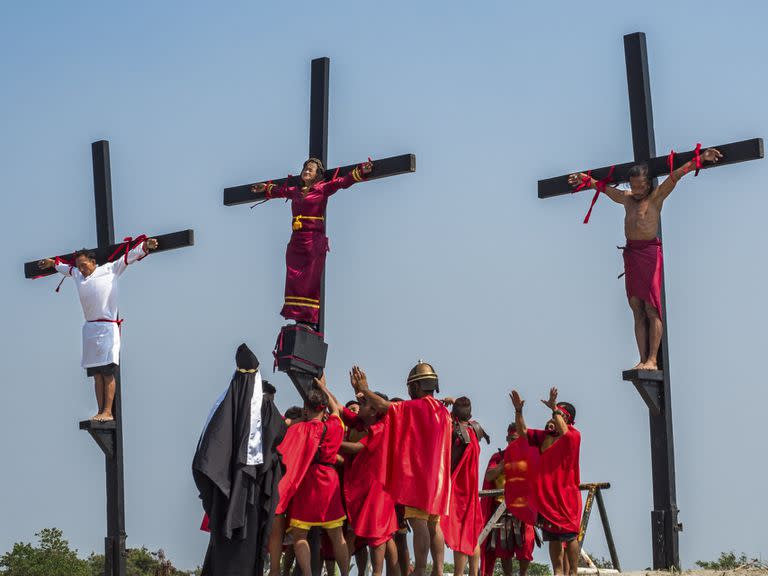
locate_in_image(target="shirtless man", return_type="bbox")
[568,147,722,369]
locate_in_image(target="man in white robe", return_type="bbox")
[39,237,158,421]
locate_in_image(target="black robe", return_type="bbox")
[193,346,287,576]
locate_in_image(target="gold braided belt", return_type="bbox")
[292,215,325,231]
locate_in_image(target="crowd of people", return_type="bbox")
[193,349,583,576]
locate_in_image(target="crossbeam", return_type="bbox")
[538,138,763,198]
[223,154,416,206]
[24,229,195,279]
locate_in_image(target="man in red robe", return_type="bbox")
[442,397,485,576]
[481,424,536,576]
[568,147,722,369]
[510,389,580,576]
[275,375,349,576]
[252,158,372,327]
[351,362,453,576]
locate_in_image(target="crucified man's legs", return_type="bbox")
[93,374,106,420]
[644,302,663,370]
[629,297,662,370]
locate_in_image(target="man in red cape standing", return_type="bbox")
[510,388,581,576]
[443,397,486,576]
[481,424,537,576]
[351,362,453,576]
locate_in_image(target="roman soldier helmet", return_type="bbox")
[407,360,439,393]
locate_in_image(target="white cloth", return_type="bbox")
[247,372,264,465]
[56,242,147,368]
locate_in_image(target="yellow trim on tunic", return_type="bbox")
[403,506,440,523]
[284,296,320,303]
[284,300,320,309]
[289,516,346,531]
[237,368,258,373]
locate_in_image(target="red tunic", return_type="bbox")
[376,396,453,516]
[479,447,535,573]
[526,427,582,534]
[442,424,484,555]
[266,168,366,323]
[344,420,398,548]
[622,238,664,318]
[276,415,346,528]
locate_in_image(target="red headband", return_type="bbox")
[557,405,572,424]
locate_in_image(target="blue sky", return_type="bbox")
[1,0,766,571]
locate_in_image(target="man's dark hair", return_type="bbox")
[284,406,303,420]
[557,402,576,425]
[390,397,404,403]
[303,158,325,183]
[74,248,97,262]
[305,388,328,412]
[628,163,652,192]
[452,396,472,422]
[373,391,389,401]
[345,399,360,409]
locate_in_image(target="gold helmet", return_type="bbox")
[407,360,439,392]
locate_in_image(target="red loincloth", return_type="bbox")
[276,415,346,527]
[442,425,484,555]
[376,396,453,516]
[526,427,582,534]
[344,420,398,547]
[622,238,664,318]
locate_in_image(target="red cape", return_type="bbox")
[376,396,452,516]
[527,427,582,533]
[504,436,540,526]
[344,420,398,547]
[442,425,484,555]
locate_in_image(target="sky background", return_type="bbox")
[1,0,766,571]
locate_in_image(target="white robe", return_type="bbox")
[56,242,148,368]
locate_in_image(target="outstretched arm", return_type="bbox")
[568,172,626,205]
[39,257,74,277]
[510,390,527,437]
[654,148,722,203]
[112,238,157,276]
[251,181,295,199]
[350,365,392,413]
[321,160,374,197]
[314,373,341,417]
[540,387,568,436]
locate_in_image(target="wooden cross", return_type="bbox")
[23,140,194,576]
[223,57,415,334]
[537,33,762,570]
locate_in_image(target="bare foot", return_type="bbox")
[632,361,645,370]
[639,361,659,370]
[92,413,114,422]
[91,413,102,421]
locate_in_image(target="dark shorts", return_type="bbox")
[541,529,578,542]
[86,363,117,377]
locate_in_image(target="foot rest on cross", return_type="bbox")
[622,369,664,416]
[79,419,117,458]
[274,324,328,401]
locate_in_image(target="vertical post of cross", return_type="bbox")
[623,32,680,570]
[310,57,330,334]
[91,140,127,576]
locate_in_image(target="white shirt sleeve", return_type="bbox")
[112,241,148,276]
[55,262,75,277]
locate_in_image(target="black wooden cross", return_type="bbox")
[223,57,415,336]
[23,140,194,576]
[538,33,763,570]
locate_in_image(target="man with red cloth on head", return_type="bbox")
[442,397,487,576]
[252,158,373,329]
[275,373,349,576]
[351,362,453,576]
[510,388,580,576]
[568,147,722,369]
[481,424,537,576]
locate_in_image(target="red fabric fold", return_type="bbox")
[442,426,484,555]
[622,238,664,317]
[503,437,540,527]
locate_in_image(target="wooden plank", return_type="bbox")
[24,229,195,279]
[538,138,763,199]
[622,368,664,382]
[223,153,417,206]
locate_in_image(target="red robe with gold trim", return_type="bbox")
[276,415,346,528]
[266,167,366,324]
[442,424,484,555]
[344,420,398,547]
[376,396,452,516]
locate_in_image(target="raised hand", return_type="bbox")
[314,371,327,390]
[541,387,559,410]
[441,396,456,406]
[509,390,525,412]
[145,238,159,251]
[701,148,723,164]
[251,182,267,193]
[349,366,370,394]
[38,258,55,270]
[362,157,373,175]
